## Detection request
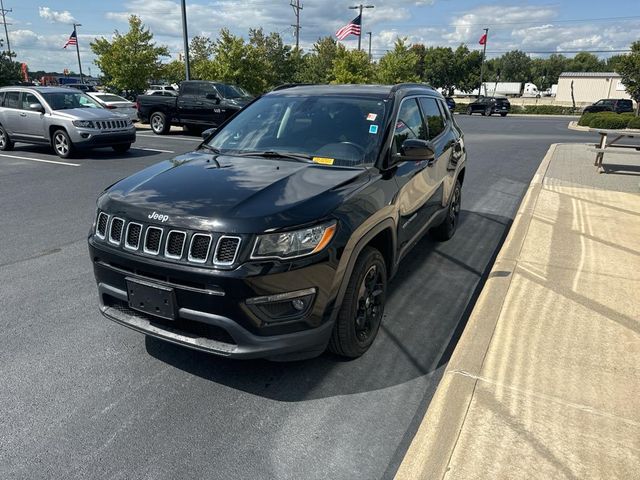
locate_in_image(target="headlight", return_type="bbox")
[72,120,95,128]
[252,222,337,259]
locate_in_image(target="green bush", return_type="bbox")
[454,103,469,114]
[578,112,596,126]
[627,116,640,129]
[522,105,577,115]
[588,113,631,130]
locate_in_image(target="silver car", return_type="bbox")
[0,86,136,158]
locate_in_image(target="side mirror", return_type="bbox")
[29,103,44,113]
[206,93,220,103]
[398,138,435,161]
[201,127,217,140]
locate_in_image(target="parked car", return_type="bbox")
[62,83,97,93]
[87,92,139,122]
[137,80,254,134]
[582,99,634,114]
[145,85,176,95]
[445,96,455,112]
[466,96,511,116]
[144,90,178,97]
[88,83,467,360]
[0,86,136,158]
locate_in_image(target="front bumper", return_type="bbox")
[89,238,337,360]
[72,128,136,148]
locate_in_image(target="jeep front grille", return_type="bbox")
[96,212,109,239]
[125,223,142,250]
[108,218,124,245]
[188,234,212,263]
[96,119,127,130]
[214,236,241,265]
[144,227,163,255]
[165,231,186,259]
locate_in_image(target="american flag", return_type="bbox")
[336,15,361,40]
[63,30,77,49]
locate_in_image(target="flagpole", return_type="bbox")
[349,4,374,51]
[478,27,488,98]
[73,23,85,84]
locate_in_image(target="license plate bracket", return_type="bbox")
[126,277,177,321]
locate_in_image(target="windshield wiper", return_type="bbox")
[200,144,221,155]
[234,150,314,163]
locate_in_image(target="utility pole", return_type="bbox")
[348,4,374,51]
[73,23,84,83]
[478,27,488,98]
[366,31,372,61]
[290,0,303,50]
[0,0,11,55]
[180,0,191,80]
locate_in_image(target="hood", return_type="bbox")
[52,108,128,120]
[100,151,370,233]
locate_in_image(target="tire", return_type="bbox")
[52,129,75,158]
[0,124,14,151]
[485,107,492,116]
[112,143,131,153]
[150,111,170,135]
[328,246,387,358]
[431,179,462,242]
[466,107,472,115]
[501,113,507,117]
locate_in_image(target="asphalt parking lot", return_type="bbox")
[1,117,593,480]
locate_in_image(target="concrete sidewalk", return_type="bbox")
[396,143,640,479]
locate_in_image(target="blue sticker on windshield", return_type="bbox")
[369,124,379,134]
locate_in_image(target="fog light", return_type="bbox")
[292,299,306,311]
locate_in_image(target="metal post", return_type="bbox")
[181,0,191,80]
[478,27,488,98]
[367,31,372,61]
[73,23,84,84]
[0,0,11,55]
[290,0,303,50]
[349,4,374,51]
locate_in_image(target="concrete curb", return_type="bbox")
[394,144,559,480]
[454,113,579,119]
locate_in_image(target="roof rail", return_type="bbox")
[271,83,315,91]
[390,82,434,92]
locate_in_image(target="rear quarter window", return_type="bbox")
[3,91,20,108]
[419,97,445,140]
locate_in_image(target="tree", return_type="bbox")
[246,28,294,91]
[0,51,22,86]
[376,38,419,84]
[91,15,169,93]
[499,50,532,83]
[454,45,482,93]
[423,46,455,93]
[331,45,373,84]
[300,36,339,84]
[606,54,627,73]
[410,43,427,80]
[207,29,249,89]
[617,41,640,115]
[159,59,185,85]
[190,35,214,80]
[567,52,604,72]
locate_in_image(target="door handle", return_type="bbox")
[19,112,27,117]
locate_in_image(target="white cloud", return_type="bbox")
[38,7,77,24]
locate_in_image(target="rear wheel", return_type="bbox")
[0,125,14,151]
[52,129,74,158]
[112,143,131,153]
[329,247,387,358]
[501,113,507,117]
[150,112,170,135]
[466,106,472,115]
[431,179,462,242]
[485,106,492,116]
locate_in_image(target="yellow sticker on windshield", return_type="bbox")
[313,157,335,165]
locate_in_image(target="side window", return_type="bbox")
[21,93,42,110]
[419,97,446,140]
[0,92,5,106]
[437,99,451,124]
[393,98,426,154]
[200,83,217,97]
[181,83,198,96]
[4,91,20,109]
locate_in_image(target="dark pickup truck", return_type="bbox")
[137,80,253,134]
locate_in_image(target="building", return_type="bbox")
[556,72,631,104]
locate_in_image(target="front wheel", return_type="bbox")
[485,107,492,116]
[501,113,507,117]
[466,107,472,115]
[0,125,14,151]
[150,112,170,135]
[52,129,75,158]
[112,143,131,153]
[431,179,462,242]
[329,247,387,358]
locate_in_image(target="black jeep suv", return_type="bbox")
[88,84,467,360]
[582,98,634,114]
[466,96,510,116]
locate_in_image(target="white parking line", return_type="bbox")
[0,153,80,167]
[137,133,200,142]
[134,147,175,154]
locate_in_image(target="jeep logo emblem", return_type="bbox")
[148,211,169,223]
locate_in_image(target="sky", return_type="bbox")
[6,0,640,74]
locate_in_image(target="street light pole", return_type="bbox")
[478,27,488,98]
[348,4,374,51]
[0,0,11,55]
[73,23,84,84]
[180,0,191,80]
[367,31,372,61]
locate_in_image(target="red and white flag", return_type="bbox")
[479,33,487,45]
[336,15,362,40]
[63,29,78,49]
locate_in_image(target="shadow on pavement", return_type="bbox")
[13,144,163,160]
[146,209,513,402]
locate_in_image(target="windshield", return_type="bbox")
[207,94,387,167]
[95,94,129,103]
[216,84,250,99]
[41,92,102,110]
